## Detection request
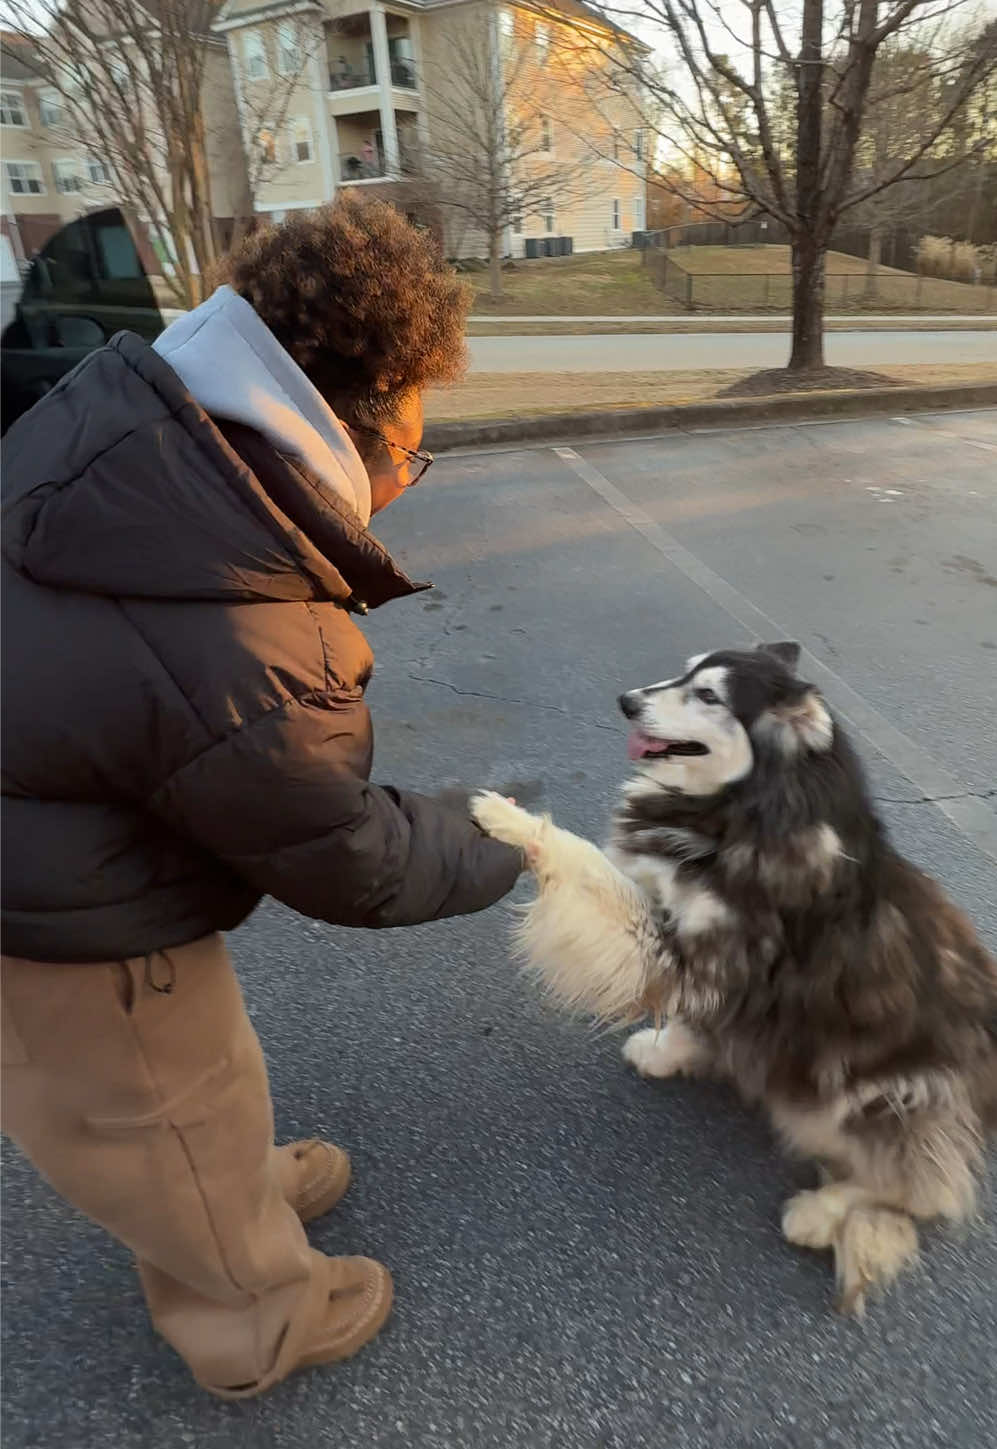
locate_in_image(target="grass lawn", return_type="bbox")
[470,249,666,316]
[425,362,997,422]
[467,245,996,317]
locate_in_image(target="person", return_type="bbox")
[0,196,522,1399]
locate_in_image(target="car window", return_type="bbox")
[1,206,165,433]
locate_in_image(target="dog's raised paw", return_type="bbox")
[470,791,543,851]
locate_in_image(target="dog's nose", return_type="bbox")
[619,691,641,719]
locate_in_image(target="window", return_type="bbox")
[499,10,514,45]
[611,130,620,160]
[39,92,64,127]
[87,156,111,185]
[512,214,522,235]
[290,116,313,164]
[4,160,45,195]
[539,115,552,152]
[633,127,645,161]
[256,128,278,165]
[1,90,26,127]
[244,30,268,81]
[535,21,549,59]
[612,198,620,231]
[633,194,644,230]
[53,158,82,194]
[541,197,554,234]
[277,20,302,77]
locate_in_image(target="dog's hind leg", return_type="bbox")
[623,1022,713,1079]
[780,1074,982,1313]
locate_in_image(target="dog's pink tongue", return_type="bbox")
[627,729,654,761]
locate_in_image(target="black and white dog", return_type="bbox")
[472,643,997,1314]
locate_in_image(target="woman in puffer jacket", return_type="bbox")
[1,196,521,1398]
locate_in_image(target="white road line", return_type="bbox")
[892,415,997,452]
[552,445,997,863]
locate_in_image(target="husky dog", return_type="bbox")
[472,642,997,1314]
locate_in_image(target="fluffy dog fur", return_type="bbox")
[473,642,997,1315]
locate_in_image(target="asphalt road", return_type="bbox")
[467,329,997,372]
[3,410,997,1449]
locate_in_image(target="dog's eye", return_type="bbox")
[695,687,721,706]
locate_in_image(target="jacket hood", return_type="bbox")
[1,330,422,610]
[153,286,372,527]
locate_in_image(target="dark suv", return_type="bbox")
[2,207,165,433]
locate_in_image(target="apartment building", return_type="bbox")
[214,0,647,256]
[1,34,109,266]
[2,2,646,282]
[1,19,247,279]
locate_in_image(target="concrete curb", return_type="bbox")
[424,381,997,453]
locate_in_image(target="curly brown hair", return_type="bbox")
[215,195,469,435]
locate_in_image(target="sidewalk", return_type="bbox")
[469,313,997,328]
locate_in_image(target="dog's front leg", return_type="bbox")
[471,792,672,1022]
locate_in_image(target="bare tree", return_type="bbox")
[414,9,597,300]
[563,2,997,370]
[1,2,317,306]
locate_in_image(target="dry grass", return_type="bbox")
[470,249,676,316]
[661,246,996,314]
[425,362,997,422]
[470,245,997,319]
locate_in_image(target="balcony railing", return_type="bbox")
[328,58,416,92]
[329,61,375,91]
[390,58,416,89]
[338,149,386,182]
[338,142,420,183]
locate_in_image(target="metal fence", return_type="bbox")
[642,247,997,313]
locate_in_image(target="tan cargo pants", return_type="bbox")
[0,934,331,1394]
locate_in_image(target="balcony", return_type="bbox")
[337,120,421,185]
[325,12,418,114]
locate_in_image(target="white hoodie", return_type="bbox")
[153,285,372,525]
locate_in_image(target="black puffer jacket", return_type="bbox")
[1,334,520,963]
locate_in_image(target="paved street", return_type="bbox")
[468,329,997,372]
[3,410,997,1449]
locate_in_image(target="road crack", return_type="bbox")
[407,672,621,734]
[873,789,996,806]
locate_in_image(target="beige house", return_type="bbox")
[213,0,647,256]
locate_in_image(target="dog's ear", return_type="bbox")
[754,683,833,756]
[756,641,801,672]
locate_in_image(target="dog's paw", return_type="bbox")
[782,1189,845,1251]
[834,1207,919,1318]
[622,1024,706,1079]
[470,791,543,853]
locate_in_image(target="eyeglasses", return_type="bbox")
[351,425,434,485]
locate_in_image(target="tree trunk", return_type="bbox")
[790,0,825,372]
[488,230,503,301]
[863,224,883,302]
[789,234,826,370]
